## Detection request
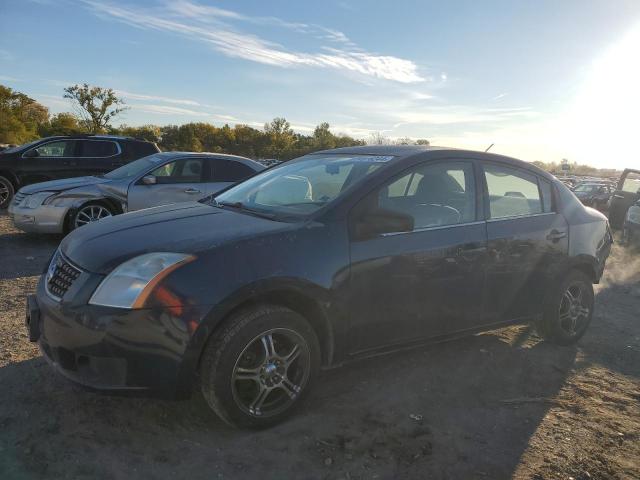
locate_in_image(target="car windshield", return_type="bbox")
[214,154,393,218]
[2,139,41,154]
[103,154,166,180]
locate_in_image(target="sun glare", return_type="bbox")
[565,23,640,169]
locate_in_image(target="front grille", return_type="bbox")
[13,192,26,206]
[45,250,82,300]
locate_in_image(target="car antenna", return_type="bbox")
[485,143,494,152]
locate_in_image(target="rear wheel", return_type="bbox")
[200,305,320,429]
[536,270,594,345]
[72,203,113,230]
[0,176,14,209]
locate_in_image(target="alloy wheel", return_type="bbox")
[231,328,311,418]
[74,205,112,228]
[558,282,590,336]
[0,181,10,206]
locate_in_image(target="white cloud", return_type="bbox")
[116,90,202,107]
[80,0,425,83]
[131,103,210,116]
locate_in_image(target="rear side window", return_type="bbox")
[484,165,543,219]
[150,158,204,183]
[80,140,118,157]
[211,159,255,182]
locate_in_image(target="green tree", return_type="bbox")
[40,112,84,136]
[264,117,294,159]
[63,84,127,133]
[0,85,49,144]
[118,124,162,144]
[312,122,336,150]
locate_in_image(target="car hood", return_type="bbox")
[61,202,292,274]
[20,176,109,194]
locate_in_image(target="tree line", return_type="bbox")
[1,84,375,160]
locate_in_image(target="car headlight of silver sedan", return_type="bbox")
[22,191,56,208]
[89,252,195,309]
[626,205,640,224]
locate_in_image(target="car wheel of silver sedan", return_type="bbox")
[73,203,113,230]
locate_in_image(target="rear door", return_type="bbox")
[77,139,122,176]
[205,158,257,196]
[609,169,640,228]
[127,157,206,210]
[482,163,569,322]
[19,139,80,181]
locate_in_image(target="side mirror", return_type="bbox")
[142,175,157,185]
[355,208,414,240]
[24,149,39,158]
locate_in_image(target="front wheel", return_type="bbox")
[71,203,113,230]
[536,270,594,345]
[200,305,320,428]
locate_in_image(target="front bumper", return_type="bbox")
[8,202,68,233]
[30,277,212,397]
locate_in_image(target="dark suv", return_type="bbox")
[0,135,159,208]
[26,146,612,428]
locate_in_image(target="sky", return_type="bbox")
[2,0,640,169]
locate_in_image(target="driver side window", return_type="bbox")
[376,161,476,231]
[149,158,204,184]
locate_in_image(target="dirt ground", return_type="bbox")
[0,211,638,480]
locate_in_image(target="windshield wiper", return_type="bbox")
[218,201,278,220]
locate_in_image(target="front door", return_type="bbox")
[481,163,569,322]
[609,169,640,229]
[19,139,80,183]
[347,160,488,354]
[127,157,207,211]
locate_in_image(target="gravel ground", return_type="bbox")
[0,210,639,480]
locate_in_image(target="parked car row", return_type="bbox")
[0,135,160,209]
[8,151,264,233]
[22,144,613,428]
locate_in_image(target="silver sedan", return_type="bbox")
[8,152,264,233]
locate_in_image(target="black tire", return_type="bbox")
[200,305,321,429]
[536,270,594,345]
[70,202,114,230]
[0,176,15,209]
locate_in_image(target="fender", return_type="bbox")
[174,277,339,395]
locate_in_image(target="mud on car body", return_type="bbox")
[26,146,613,428]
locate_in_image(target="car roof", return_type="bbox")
[310,145,555,180]
[37,134,153,143]
[150,151,264,169]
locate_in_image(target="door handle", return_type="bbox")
[184,188,201,194]
[546,229,567,242]
[613,194,624,199]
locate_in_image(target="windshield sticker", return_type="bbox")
[346,155,394,163]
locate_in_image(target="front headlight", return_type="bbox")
[23,191,56,208]
[626,205,640,224]
[89,252,195,309]
[44,196,76,207]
